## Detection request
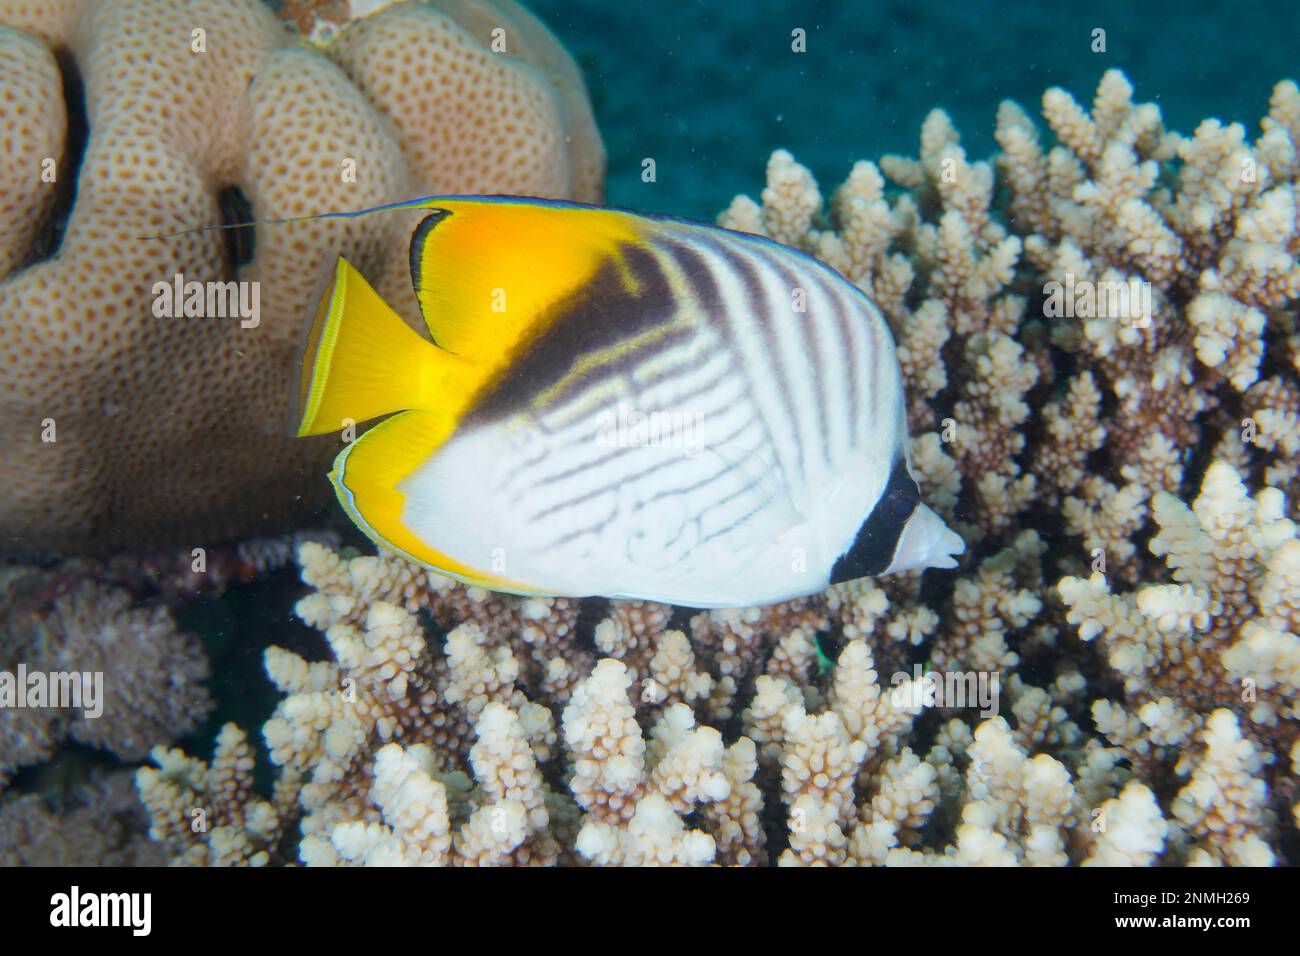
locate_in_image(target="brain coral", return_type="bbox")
[0,0,605,555]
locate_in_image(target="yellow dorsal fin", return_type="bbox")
[404,197,642,362]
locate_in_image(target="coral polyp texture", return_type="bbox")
[7,67,1298,866]
[140,459,1294,867]
[0,573,212,786]
[0,0,604,555]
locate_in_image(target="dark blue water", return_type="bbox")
[537,0,1300,218]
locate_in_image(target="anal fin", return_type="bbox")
[330,408,546,593]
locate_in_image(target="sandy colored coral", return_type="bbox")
[1059,460,1300,761]
[137,723,290,866]
[116,69,1300,867]
[0,0,604,555]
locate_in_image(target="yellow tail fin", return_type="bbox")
[296,258,464,437]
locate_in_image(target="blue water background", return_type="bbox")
[536,0,1300,220]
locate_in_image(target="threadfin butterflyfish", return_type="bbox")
[293,195,964,607]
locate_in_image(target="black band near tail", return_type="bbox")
[830,458,920,584]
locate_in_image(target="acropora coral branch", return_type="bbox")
[38,66,1300,865]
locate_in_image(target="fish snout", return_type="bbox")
[884,503,965,574]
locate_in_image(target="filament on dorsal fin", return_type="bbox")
[136,196,437,241]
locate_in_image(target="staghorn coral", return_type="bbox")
[1170,709,1275,866]
[703,71,1298,863]
[0,0,604,555]
[1084,781,1168,867]
[127,505,1288,865]
[118,69,1300,866]
[299,701,563,867]
[137,723,293,866]
[562,661,752,866]
[268,576,764,865]
[1059,460,1300,764]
